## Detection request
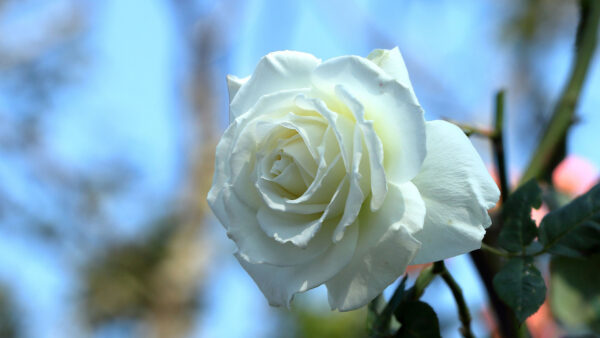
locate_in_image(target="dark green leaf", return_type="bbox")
[539,183,600,257]
[524,241,543,256]
[394,301,441,338]
[498,180,542,252]
[550,254,600,334]
[493,257,546,322]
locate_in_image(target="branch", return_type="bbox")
[438,262,475,338]
[520,0,600,184]
[493,90,509,203]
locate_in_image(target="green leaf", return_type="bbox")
[394,301,441,338]
[539,183,600,257]
[493,257,546,322]
[498,180,542,252]
[550,254,600,334]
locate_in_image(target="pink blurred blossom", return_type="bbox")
[552,155,599,196]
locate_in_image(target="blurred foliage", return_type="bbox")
[0,286,18,338]
[550,254,600,334]
[503,0,574,44]
[83,215,179,325]
[501,0,577,169]
[0,0,135,246]
[289,306,367,338]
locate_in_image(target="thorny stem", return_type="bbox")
[520,0,600,184]
[417,262,474,338]
[408,262,474,338]
[493,90,509,204]
[469,92,523,337]
[437,262,475,338]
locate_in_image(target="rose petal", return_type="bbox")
[257,208,323,248]
[333,125,367,242]
[367,47,418,104]
[280,135,317,178]
[410,120,500,264]
[326,182,425,311]
[236,219,359,308]
[311,55,426,183]
[226,74,249,107]
[335,85,388,211]
[218,89,310,210]
[295,94,356,168]
[271,161,307,197]
[256,153,344,213]
[257,176,350,247]
[221,188,333,266]
[230,51,320,120]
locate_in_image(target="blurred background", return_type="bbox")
[0,0,599,337]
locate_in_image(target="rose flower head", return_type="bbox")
[208,48,499,311]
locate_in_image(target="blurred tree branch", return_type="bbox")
[520,0,600,184]
[81,1,230,336]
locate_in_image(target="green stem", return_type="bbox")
[438,262,475,338]
[412,262,475,338]
[520,0,600,184]
[406,263,439,300]
[481,242,551,259]
[447,120,495,138]
[493,90,509,203]
[481,243,516,257]
[370,276,408,336]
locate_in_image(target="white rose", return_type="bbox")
[207,48,500,311]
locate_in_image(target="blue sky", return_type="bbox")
[1,0,599,337]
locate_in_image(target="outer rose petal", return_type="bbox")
[367,47,419,105]
[221,188,333,266]
[311,55,426,183]
[230,51,320,121]
[226,74,249,105]
[236,221,359,308]
[326,182,424,311]
[410,120,500,264]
